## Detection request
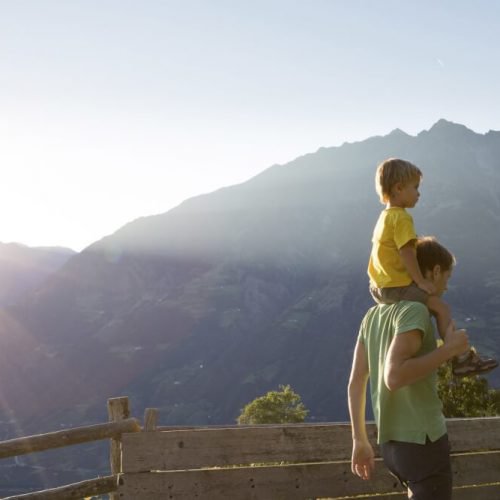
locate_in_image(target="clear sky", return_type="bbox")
[1,0,499,251]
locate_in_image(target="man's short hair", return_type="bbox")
[375,158,422,204]
[416,236,455,274]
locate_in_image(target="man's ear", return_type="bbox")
[432,264,442,279]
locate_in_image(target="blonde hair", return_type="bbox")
[375,158,422,204]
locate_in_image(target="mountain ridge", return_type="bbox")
[1,118,500,492]
[1,118,499,426]
[0,242,75,307]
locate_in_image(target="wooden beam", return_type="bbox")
[453,484,500,499]
[0,418,140,460]
[2,475,117,500]
[122,423,370,472]
[447,417,500,451]
[118,461,404,499]
[122,417,500,473]
[118,453,500,500]
[368,486,500,500]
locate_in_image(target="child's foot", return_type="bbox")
[452,348,499,377]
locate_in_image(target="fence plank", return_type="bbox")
[447,417,500,452]
[122,418,500,473]
[2,475,117,500]
[0,419,140,460]
[317,483,500,500]
[118,453,500,500]
[118,461,404,500]
[122,423,376,472]
[452,484,500,499]
[452,452,500,487]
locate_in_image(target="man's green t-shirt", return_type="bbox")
[359,301,446,444]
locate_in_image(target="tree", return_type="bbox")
[437,363,500,418]
[237,385,309,424]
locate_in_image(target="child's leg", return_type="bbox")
[427,296,498,376]
[427,296,468,362]
[426,295,451,341]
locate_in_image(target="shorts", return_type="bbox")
[380,433,452,500]
[370,282,428,305]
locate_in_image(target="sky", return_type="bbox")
[1,0,500,251]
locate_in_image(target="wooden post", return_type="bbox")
[144,408,159,431]
[107,397,130,499]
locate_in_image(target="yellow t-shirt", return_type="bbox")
[368,207,417,288]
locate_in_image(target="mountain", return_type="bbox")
[0,243,75,306]
[1,119,500,491]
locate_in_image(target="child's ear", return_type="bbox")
[393,182,404,193]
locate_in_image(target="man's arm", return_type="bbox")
[348,340,374,480]
[384,321,469,391]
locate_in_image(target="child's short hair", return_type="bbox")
[416,236,455,274]
[375,158,422,204]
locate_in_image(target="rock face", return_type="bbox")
[1,119,500,437]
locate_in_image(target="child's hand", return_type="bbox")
[416,279,437,295]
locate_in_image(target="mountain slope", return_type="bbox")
[1,119,500,435]
[0,243,75,306]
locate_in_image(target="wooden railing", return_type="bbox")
[118,417,500,499]
[0,397,141,500]
[1,397,499,499]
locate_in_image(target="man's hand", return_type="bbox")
[351,439,375,480]
[416,278,437,295]
[443,321,469,357]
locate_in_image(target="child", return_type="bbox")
[368,158,498,376]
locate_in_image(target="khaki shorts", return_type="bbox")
[370,282,428,305]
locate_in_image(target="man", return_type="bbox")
[348,236,469,499]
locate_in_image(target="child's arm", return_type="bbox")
[399,241,437,294]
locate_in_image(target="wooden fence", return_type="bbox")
[1,397,499,499]
[0,397,139,500]
[118,417,500,499]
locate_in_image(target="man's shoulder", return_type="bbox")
[368,300,428,313]
[397,300,428,314]
[394,301,432,335]
[363,301,429,322]
[361,301,431,340]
